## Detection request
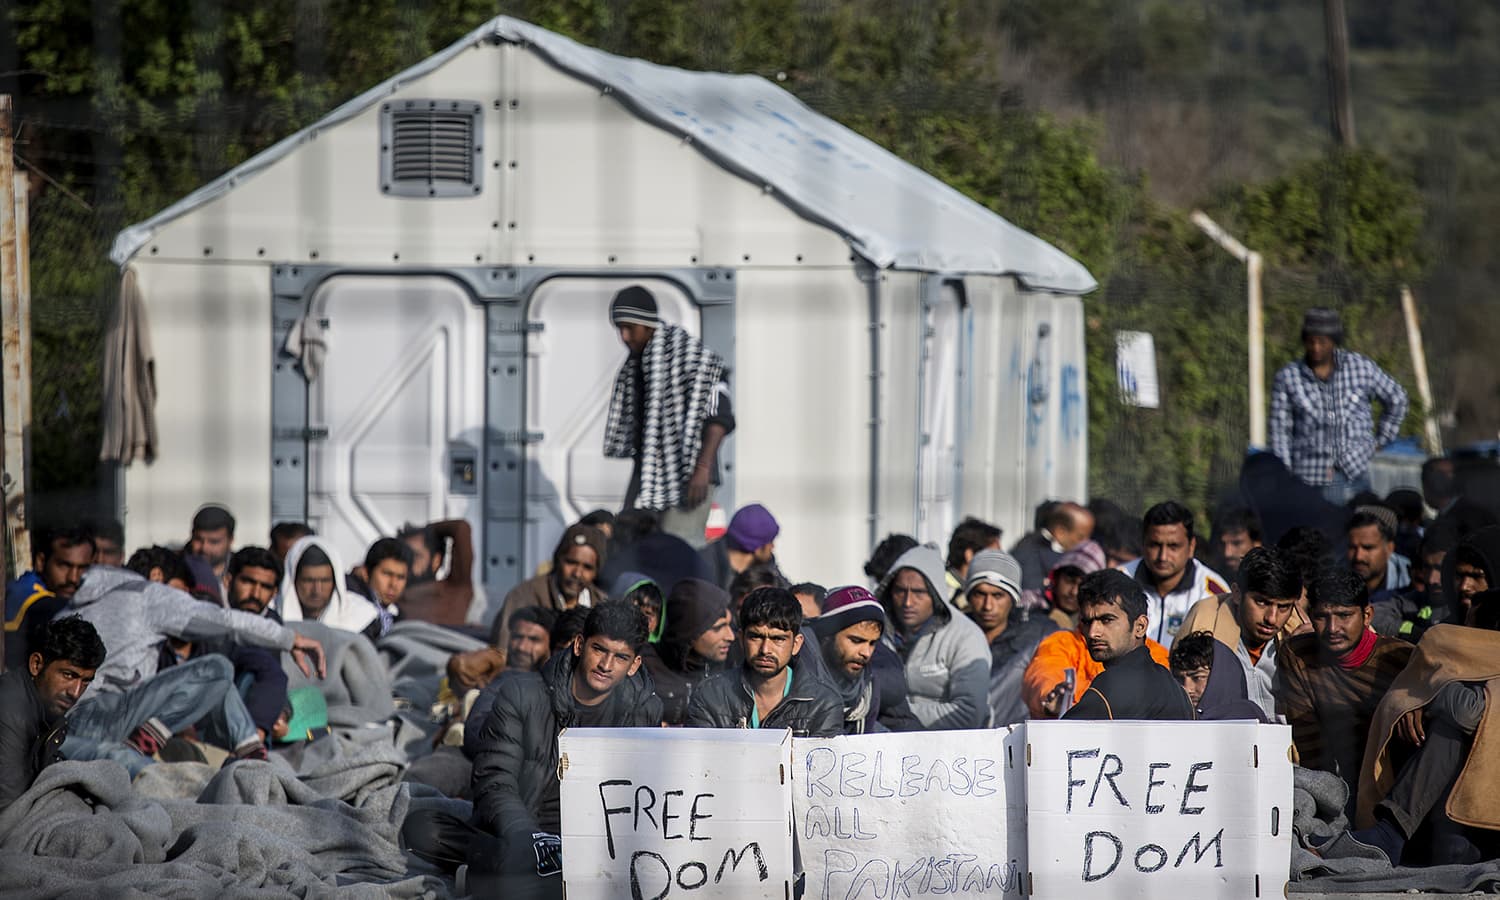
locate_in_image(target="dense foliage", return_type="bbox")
[5,0,1466,530]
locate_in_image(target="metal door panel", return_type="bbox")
[304,275,486,567]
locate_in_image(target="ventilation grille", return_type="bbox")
[379,100,483,198]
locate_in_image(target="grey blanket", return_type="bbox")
[1290,764,1500,893]
[377,621,485,712]
[285,621,396,728]
[0,724,443,898]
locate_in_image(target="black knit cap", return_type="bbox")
[610,285,659,328]
[1301,307,1344,344]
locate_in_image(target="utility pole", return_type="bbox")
[1,93,32,597]
[1191,210,1266,448]
[1324,0,1357,147]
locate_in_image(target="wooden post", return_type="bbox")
[1324,0,1357,147]
[1400,285,1443,455]
[1247,252,1266,448]
[1,93,32,599]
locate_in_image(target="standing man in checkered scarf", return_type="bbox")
[1269,307,1409,507]
[603,285,734,548]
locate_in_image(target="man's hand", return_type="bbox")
[290,634,327,679]
[684,466,711,508]
[1041,682,1070,718]
[1396,708,1426,747]
[448,647,504,693]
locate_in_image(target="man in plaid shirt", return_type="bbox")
[1270,308,1409,506]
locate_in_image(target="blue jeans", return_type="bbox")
[1320,469,1371,507]
[63,654,259,774]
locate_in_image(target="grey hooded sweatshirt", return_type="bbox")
[64,567,295,700]
[879,546,992,730]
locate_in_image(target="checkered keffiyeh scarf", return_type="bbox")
[603,324,726,511]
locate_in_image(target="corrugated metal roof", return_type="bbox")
[111,16,1097,294]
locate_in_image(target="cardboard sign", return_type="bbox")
[1025,721,1292,899]
[792,728,1028,899]
[558,728,793,900]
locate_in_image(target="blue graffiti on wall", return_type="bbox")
[1060,364,1082,444]
[1026,325,1052,449]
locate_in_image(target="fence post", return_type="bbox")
[2,94,33,606]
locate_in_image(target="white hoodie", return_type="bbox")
[277,536,378,635]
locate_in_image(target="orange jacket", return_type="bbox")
[1022,630,1171,719]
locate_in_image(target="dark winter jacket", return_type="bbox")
[600,533,711,602]
[644,578,732,725]
[684,655,845,737]
[983,612,1062,727]
[869,643,924,732]
[469,644,662,837]
[1195,639,1269,722]
[0,668,67,813]
[1064,644,1196,721]
[1010,531,1062,594]
[1443,525,1500,623]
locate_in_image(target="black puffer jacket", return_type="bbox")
[469,645,662,837]
[0,668,67,814]
[645,578,731,725]
[684,656,845,737]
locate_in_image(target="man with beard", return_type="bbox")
[491,525,608,653]
[0,616,106,813]
[403,603,660,897]
[6,521,95,666]
[1121,501,1229,650]
[400,520,477,625]
[1346,506,1409,603]
[808,586,919,734]
[966,549,1059,726]
[643,578,735,725]
[186,505,236,603]
[686,587,843,736]
[878,545,990,729]
[1064,569,1195,721]
[226,547,283,618]
[1277,569,1415,812]
[1442,526,1500,627]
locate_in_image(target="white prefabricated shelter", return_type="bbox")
[107,16,1095,617]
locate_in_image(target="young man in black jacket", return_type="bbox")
[0,616,106,813]
[402,602,661,896]
[686,587,844,737]
[642,577,735,724]
[1064,569,1196,721]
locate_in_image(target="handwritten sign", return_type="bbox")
[792,728,1027,899]
[1025,721,1292,899]
[559,728,793,900]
